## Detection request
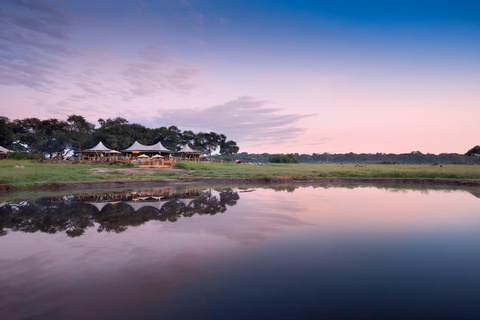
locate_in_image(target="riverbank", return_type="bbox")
[1,160,480,192]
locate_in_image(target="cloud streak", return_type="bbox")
[155,96,314,148]
[122,45,203,96]
[0,0,74,91]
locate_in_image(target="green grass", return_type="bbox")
[175,161,480,179]
[0,160,183,187]
[1,160,480,189]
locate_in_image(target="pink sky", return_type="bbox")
[0,0,479,154]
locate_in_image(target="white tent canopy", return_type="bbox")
[83,142,120,153]
[177,144,201,154]
[123,141,172,153]
[0,146,11,154]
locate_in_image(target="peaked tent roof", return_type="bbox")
[123,141,172,152]
[0,146,11,153]
[83,142,120,153]
[178,144,201,153]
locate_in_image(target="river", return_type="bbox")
[1,185,479,319]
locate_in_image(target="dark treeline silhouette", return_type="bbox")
[0,115,239,159]
[230,151,480,164]
[0,188,240,237]
[1,185,478,238]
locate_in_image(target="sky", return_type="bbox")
[0,0,479,154]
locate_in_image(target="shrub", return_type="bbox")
[268,154,299,163]
[174,162,188,170]
[7,152,45,161]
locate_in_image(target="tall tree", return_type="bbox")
[466,145,480,157]
[179,130,196,149]
[0,117,14,148]
[219,139,239,156]
[94,117,129,150]
[37,119,70,159]
[196,132,222,160]
[12,118,41,153]
[66,115,95,153]
[153,126,180,151]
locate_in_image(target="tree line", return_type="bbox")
[230,150,480,164]
[0,115,239,159]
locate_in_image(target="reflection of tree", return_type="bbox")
[269,186,298,193]
[0,189,239,237]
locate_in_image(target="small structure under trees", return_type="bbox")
[81,142,120,162]
[0,146,11,160]
[176,144,202,161]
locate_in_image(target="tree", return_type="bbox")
[268,154,299,163]
[466,145,480,157]
[153,126,180,151]
[0,117,14,148]
[94,117,129,150]
[37,119,70,159]
[196,132,223,160]
[12,118,42,153]
[66,115,95,153]
[219,139,239,156]
[179,130,196,148]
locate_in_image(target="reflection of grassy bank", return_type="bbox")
[1,160,480,190]
[177,162,480,179]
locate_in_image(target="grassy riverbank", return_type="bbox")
[176,161,480,179]
[1,160,480,189]
[0,160,186,187]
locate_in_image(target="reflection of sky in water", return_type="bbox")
[1,186,480,319]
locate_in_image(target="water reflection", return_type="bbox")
[1,185,480,320]
[0,188,239,237]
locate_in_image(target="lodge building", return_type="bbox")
[80,141,202,166]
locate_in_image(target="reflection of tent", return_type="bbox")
[152,155,164,158]
[125,201,170,211]
[85,202,115,211]
[180,198,195,206]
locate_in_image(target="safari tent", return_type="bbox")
[81,142,120,162]
[176,144,202,161]
[0,146,11,160]
[122,141,173,159]
[123,141,174,166]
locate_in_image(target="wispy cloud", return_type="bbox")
[122,45,203,96]
[0,0,75,91]
[155,96,314,146]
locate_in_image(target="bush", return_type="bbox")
[174,162,188,170]
[7,152,45,161]
[268,154,299,163]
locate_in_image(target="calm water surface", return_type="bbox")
[1,185,480,320]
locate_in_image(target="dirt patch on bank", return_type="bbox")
[89,167,186,174]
